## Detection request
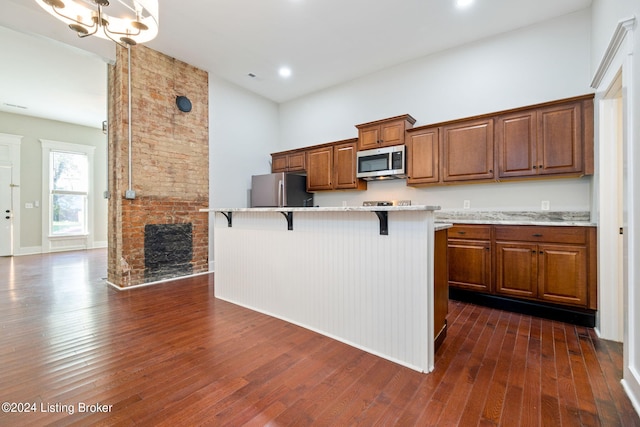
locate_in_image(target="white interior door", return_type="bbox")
[0,166,12,256]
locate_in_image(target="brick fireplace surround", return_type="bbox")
[107,45,209,288]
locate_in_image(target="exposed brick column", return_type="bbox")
[107,45,209,288]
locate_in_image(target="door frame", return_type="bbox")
[590,16,639,413]
[0,133,22,256]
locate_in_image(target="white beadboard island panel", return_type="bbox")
[208,206,441,373]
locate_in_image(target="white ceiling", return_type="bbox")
[0,0,592,129]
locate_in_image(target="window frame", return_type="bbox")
[41,140,95,250]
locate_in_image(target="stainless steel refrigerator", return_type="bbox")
[250,173,313,207]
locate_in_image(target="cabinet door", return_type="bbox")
[537,103,583,175]
[495,242,538,299]
[538,244,587,306]
[358,118,410,150]
[358,126,380,150]
[496,111,537,178]
[306,147,333,191]
[287,151,306,172]
[407,127,440,185]
[379,120,405,147]
[443,119,494,182]
[272,151,306,173]
[333,142,365,190]
[272,154,288,173]
[448,239,491,292]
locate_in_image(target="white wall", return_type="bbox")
[280,10,592,148]
[208,75,280,263]
[279,10,594,211]
[209,76,279,209]
[0,111,108,254]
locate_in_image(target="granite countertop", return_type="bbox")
[435,223,453,231]
[434,211,596,227]
[203,205,442,213]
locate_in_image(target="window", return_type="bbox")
[41,140,95,250]
[50,150,88,235]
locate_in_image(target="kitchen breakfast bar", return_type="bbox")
[205,206,449,373]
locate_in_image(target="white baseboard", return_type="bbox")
[14,246,43,256]
[14,243,107,256]
[622,365,640,419]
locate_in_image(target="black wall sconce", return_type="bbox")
[176,95,192,113]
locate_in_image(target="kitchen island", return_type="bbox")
[205,205,448,373]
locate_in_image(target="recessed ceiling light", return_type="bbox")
[456,0,474,8]
[279,66,292,78]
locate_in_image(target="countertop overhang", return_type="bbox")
[203,205,442,236]
[202,205,441,213]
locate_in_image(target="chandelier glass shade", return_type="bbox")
[34,0,159,47]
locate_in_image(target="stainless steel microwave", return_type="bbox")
[356,144,407,180]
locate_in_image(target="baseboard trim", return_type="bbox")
[449,288,596,327]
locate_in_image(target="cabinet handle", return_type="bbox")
[489,169,493,173]
[539,165,543,169]
[533,165,537,169]
[539,251,544,255]
[532,233,543,237]
[457,231,466,235]
[532,250,536,254]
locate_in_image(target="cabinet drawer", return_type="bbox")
[449,224,492,240]
[495,225,586,244]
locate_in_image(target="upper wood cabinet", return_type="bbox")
[356,114,416,151]
[496,98,589,179]
[406,126,440,185]
[406,94,594,187]
[306,146,334,191]
[333,141,366,191]
[272,150,306,173]
[442,118,494,182]
[306,138,366,192]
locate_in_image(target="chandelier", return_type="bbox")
[34,0,159,47]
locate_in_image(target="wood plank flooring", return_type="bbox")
[0,249,638,426]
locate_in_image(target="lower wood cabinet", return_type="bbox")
[448,224,596,312]
[495,225,591,308]
[434,228,449,351]
[447,225,492,293]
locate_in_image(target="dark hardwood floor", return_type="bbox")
[0,250,638,426]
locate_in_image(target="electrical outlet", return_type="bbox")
[541,200,550,211]
[25,202,33,209]
[125,190,136,200]
[463,200,471,209]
